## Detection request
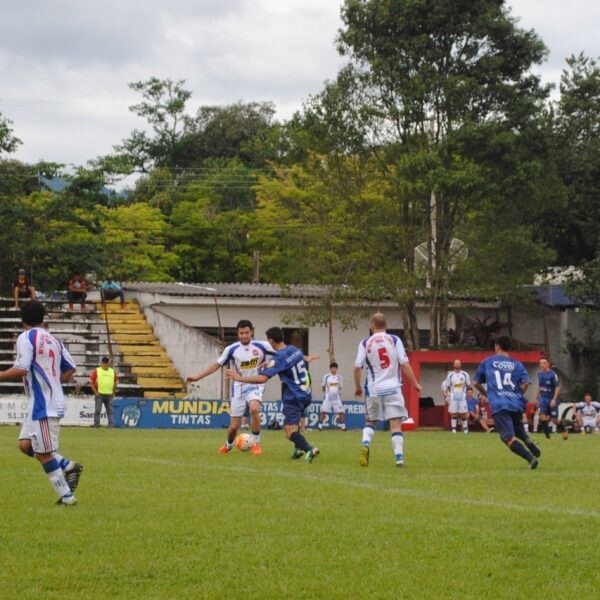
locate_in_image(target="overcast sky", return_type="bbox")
[1,0,599,168]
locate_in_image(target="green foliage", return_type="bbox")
[0,109,21,155]
[1,427,599,599]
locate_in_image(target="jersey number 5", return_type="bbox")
[378,347,390,369]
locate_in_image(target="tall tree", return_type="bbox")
[0,109,21,155]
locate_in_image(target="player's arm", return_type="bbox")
[226,370,268,384]
[353,366,363,399]
[550,383,560,407]
[60,367,77,383]
[89,370,99,395]
[186,361,221,383]
[0,366,28,381]
[304,354,320,362]
[400,362,422,393]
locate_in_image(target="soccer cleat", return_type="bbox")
[64,462,83,492]
[290,448,304,460]
[525,440,541,458]
[305,447,320,463]
[562,429,569,440]
[56,494,77,506]
[529,457,539,470]
[218,444,233,454]
[251,443,263,456]
[359,445,370,467]
[317,423,323,430]
[395,459,405,468]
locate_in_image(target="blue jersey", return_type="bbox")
[538,369,559,401]
[260,344,311,403]
[473,354,530,415]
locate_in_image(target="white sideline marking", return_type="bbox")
[134,456,600,520]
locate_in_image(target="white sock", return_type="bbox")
[451,418,457,431]
[43,460,72,499]
[339,422,346,430]
[362,426,375,446]
[252,432,261,444]
[462,420,468,432]
[523,422,529,433]
[391,432,404,459]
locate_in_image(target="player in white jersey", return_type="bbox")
[572,393,600,433]
[318,362,345,430]
[353,313,421,468]
[0,301,82,505]
[187,319,273,455]
[442,359,471,434]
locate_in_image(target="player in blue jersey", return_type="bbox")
[473,336,541,469]
[226,326,320,463]
[535,358,561,439]
[0,301,83,504]
[187,320,273,455]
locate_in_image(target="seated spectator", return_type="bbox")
[572,393,600,434]
[12,268,36,309]
[101,275,125,305]
[67,274,88,310]
[466,387,493,432]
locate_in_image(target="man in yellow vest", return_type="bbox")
[90,356,118,427]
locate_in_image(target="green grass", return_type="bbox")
[1,426,599,599]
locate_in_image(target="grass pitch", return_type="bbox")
[1,426,599,599]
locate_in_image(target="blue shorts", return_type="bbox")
[282,398,312,426]
[539,398,558,418]
[493,410,527,443]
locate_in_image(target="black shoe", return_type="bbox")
[64,462,83,492]
[529,457,539,470]
[526,440,541,458]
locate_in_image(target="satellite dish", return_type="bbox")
[413,238,468,275]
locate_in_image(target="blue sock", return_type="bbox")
[290,431,311,452]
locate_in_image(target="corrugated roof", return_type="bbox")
[528,285,579,307]
[124,282,329,298]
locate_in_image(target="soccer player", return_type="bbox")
[226,326,320,463]
[535,358,561,439]
[572,393,600,433]
[353,313,421,468]
[0,301,83,505]
[318,361,345,430]
[473,336,541,469]
[442,359,470,434]
[186,319,272,455]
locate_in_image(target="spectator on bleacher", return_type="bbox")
[100,275,125,306]
[90,356,117,427]
[12,268,36,309]
[466,387,493,432]
[67,274,88,310]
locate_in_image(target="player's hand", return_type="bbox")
[185,376,197,383]
[305,354,321,363]
[550,400,556,408]
[414,383,422,393]
[225,369,241,381]
[354,388,363,400]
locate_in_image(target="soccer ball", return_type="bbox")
[235,433,254,452]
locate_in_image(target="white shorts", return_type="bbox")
[19,416,60,454]
[322,396,344,414]
[449,400,468,414]
[366,392,408,422]
[582,416,598,431]
[230,386,263,418]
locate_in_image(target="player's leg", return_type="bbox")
[388,418,405,467]
[450,407,458,433]
[219,398,243,453]
[318,397,331,430]
[495,411,537,469]
[248,398,263,455]
[360,396,382,466]
[285,400,319,461]
[514,415,541,459]
[460,411,469,433]
[385,394,408,467]
[539,402,552,438]
[336,411,346,430]
[318,411,327,430]
[31,418,76,504]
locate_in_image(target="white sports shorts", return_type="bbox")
[449,400,468,414]
[582,416,598,431]
[366,392,408,422]
[230,386,263,418]
[19,416,60,454]
[321,396,344,414]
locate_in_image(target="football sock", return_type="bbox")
[523,422,530,433]
[508,440,532,463]
[252,431,260,444]
[391,431,404,458]
[53,453,72,470]
[338,422,346,430]
[462,421,468,433]
[362,425,375,446]
[541,421,551,438]
[42,458,72,498]
[451,418,457,431]
[290,431,312,452]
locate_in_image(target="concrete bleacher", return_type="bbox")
[0,297,185,398]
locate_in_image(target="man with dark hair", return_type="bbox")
[318,361,345,430]
[473,336,541,469]
[12,268,36,309]
[535,357,561,439]
[187,319,273,455]
[101,275,125,305]
[0,301,83,504]
[67,273,88,311]
[227,326,320,463]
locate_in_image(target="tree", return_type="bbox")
[0,110,21,155]
[298,0,551,346]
